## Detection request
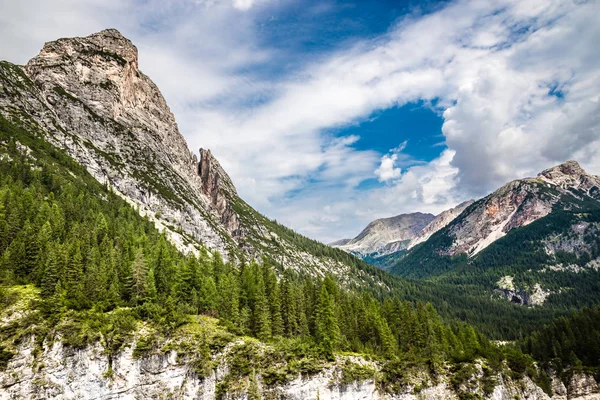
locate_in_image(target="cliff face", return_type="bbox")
[1,28,231,256]
[3,338,594,400]
[198,148,240,236]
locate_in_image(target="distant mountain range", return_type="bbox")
[334,160,600,265]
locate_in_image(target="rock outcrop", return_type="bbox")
[2,338,592,400]
[198,148,240,236]
[539,160,600,200]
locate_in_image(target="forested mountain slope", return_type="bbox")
[0,29,382,286]
[386,167,600,340]
[394,161,600,273]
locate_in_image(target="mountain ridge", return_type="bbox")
[334,160,600,267]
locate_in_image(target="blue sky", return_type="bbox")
[1,0,599,243]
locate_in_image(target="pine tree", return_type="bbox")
[41,245,60,298]
[377,317,397,358]
[146,267,158,301]
[281,276,298,337]
[131,248,148,304]
[200,276,218,316]
[315,284,340,358]
[254,291,271,341]
[268,277,284,337]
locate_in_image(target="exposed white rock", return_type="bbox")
[0,337,583,400]
[495,277,551,306]
[538,161,600,200]
[529,284,551,306]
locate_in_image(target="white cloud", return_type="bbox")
[233,0,255,11]
[375,154,401,182]
[374,141,408,182]
[1,0,598,243]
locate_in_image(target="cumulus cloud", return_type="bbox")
[1,0,598,243]
[375,141,408,182]
[375,154,401,182]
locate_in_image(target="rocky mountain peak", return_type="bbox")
[10,30,239,254]
[539,160,586,180]
[31,28,138,70]
[85,28,138,64]
[334,212,435,258]
[2,28,425,282]
[538,160,600,197]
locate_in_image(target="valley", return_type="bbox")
[0,29,598,400]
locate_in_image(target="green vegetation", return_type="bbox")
[0,113,546,395]
[522,306,600,383]
[339,360,376,384]
[386,206,600,340]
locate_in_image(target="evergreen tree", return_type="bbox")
[253,281,271,341]
[266,271,284,337]
[131,248,148,303]
[315,285,340,358]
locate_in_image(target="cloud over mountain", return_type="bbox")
[2,0,598,243]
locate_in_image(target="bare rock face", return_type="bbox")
[447,179,556,256]
[539,160,600,200]
[15,29,231,255]
[408,200,474,249]
[198,148,240,236]
[0,337,565,400]
[568,372,600,398]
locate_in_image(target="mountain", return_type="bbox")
[390,160,600,316]
[1,29,599,400]
[332,212,434,258]
[342,160,600,270]
[0,28,385,285]
[436,161,600,257]
[399,160,600,265]
[408,200,474,248]
[331,201,475,268]
[328,238,351,246]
